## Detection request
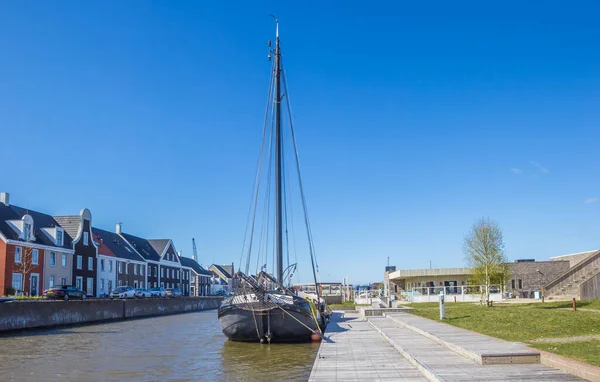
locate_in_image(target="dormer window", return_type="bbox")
[56,230,64,246]
[23,223,31,241]
[21,214,34,241]
[83,232,89,246]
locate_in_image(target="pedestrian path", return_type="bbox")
[309,312,428,381]
[370,316,580,381]
[309,311,583,382]
[385,312,539,364]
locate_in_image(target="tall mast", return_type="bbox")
[272,16,284,283]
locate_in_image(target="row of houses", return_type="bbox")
[0,192,231,297]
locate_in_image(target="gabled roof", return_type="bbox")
[147,239,169,256]
[180,256,211,276]
[120,232,161,262]
[210,264,233,279]
[53,215,80,244]
[0,203,73,250]
[93,228,145,262]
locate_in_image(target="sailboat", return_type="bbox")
[218,17,328,343]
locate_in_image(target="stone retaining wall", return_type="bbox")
[0,297,222,333]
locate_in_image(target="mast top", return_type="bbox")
[269,14,279,39]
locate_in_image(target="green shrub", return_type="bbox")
[5,286,15,296]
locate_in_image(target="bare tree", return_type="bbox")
[463,218,509,307]
[12,242,37,296]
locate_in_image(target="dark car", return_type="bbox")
[165,288,182,298]
[45,285,86,301]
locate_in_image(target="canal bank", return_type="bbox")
[0,297,222,332]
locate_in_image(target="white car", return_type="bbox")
[149,287,167,298]
[110,286,136,299]
[134,288,152,298]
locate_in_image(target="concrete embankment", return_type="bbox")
[0,297,222,333]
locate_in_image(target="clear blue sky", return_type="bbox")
[1,1,599,285]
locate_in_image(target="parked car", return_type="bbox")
[165,288,182,298]
[149,287,167,298]
[110,286,136,299]
[134,288,152,298]
[45,285,87,301]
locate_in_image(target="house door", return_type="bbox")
[76,276,83,290]
[30,274,39,296]
[86,278,94,296]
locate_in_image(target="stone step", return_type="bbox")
[367,316,581,381]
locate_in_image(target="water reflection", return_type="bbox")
[0,310,318,382]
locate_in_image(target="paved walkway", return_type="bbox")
[309,312,428,381]
[310,311,582,382]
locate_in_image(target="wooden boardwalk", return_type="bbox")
[309,312,428,381]
[309,311,582,382]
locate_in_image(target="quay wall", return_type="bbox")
[0,297,222,333]
[124,297,221,318]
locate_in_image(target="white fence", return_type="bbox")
[405,285,503,303]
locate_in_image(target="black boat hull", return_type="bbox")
[218,299,320,343]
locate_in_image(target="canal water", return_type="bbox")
[0,310,319,381]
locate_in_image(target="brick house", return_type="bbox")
[118,224,161,289]
[180,256,212,296]
[55,209,99,296]
[0,192,74,296]
[147,240,188,294]
[92,229,117,296]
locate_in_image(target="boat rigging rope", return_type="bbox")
[281,66,322,301]
[241,60,276,275]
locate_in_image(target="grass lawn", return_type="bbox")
[407,300,600,366]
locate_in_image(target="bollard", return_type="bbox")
[439,294,445,320]
[572,298,576,312]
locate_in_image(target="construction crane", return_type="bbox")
[192,238,199,263]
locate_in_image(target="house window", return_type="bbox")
[56,230,63,246]
[101,259,105,272]
[50,252,56,266]
[126,264,129,274]
[109,260,113,272]
[62,254,67,267]
[77,255,82,269]
[24,222,32,240]
[108,280,113,292]
[161,282,164,288]
[134,264,138,275]
[511,279,515,289]
[15,247,22,263]
[49,276,55,288]
[88,257,93,271]
[61,277,67,286]
[32,249,39,265]
[83,232,89,246]
[118,262,122,274]
[518,279,522,289]
[177,270,180,279]
[100,278,105,290]
[161,268,164,278]
[12,273,23,293]
[140,266,144,276]
[148,265,151,275]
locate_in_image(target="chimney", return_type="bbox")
[0,192,9,206]
[177,250,182,258]
[116,222,122,234]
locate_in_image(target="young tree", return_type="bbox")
[12,244,37,296]
[463,218,509,307]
